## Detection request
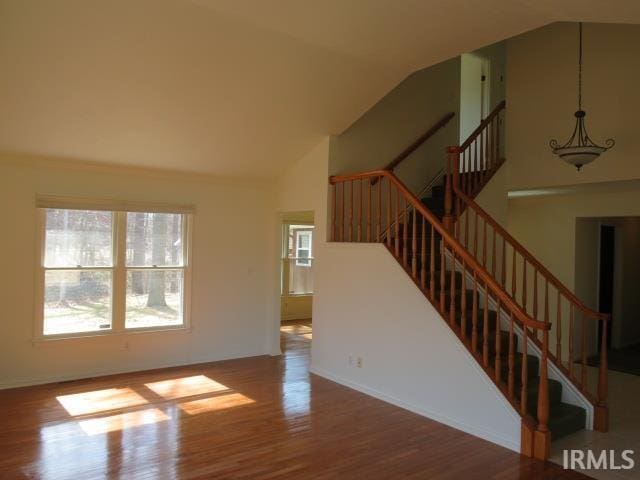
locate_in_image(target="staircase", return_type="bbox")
[327,101,610,460]
[405,180,586,442]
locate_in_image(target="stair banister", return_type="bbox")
[445,145,611,433]
[329,170,550,331]
[370,111,456,185]
[330,168,552,458]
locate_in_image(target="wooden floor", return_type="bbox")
[0,321,592,479]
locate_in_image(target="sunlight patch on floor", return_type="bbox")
[57,388,148,416]
[78,408,170,435]
[178,392,255,415]
[145,375,229,400]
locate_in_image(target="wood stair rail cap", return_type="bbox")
[329,169,550,333]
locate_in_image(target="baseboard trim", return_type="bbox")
[0,349,268,390]
[309,365,520,453]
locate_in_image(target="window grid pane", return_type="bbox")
[44,209,113,268]
[125,269,184,329]
[126,213,184,267]
[43,270,113,335]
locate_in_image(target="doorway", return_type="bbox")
[279,212,314,353]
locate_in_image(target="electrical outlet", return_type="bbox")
[356,357,363,368]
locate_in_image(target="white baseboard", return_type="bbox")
[0,349,268,390]
[309,365,520,453]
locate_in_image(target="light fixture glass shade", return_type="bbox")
[551,145,607,170]
[550,110,614,171]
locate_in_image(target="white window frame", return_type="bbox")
[295,230,313,267]
[34,203,193,341]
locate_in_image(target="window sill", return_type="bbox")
[32,325,192,344]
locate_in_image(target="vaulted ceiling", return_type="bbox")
[1,0,639,179]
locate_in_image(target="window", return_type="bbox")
[282,224,314,295]
[295,230,312,266]
[37,205,191,338]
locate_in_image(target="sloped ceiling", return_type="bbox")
[0,0,639,179]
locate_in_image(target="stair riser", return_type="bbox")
[526,380,563,411]
[500,354,538,381]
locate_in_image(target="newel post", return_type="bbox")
[533,327,551,460]
[594,315,609,432]
[443,146,460,233]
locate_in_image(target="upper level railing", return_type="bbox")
[455,100,505,199]
[329,169,552,459]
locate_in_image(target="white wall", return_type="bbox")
[506,22,640,191]
[0,154,274,388]
[329,57,461,195]
[311,243,521,451]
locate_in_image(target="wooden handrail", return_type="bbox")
[454,187,609,322]
[330,169,549,333]
[446,144,609,434]
[330,167,553,459]
[455,101,505,201]
[460,100,505,151]
[378,167,445,239]
[380,112,456,174]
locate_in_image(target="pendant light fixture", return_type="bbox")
[550,23,614,170]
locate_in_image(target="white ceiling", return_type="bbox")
[1,0,639,179]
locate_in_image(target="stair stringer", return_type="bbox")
[449,258,594,430]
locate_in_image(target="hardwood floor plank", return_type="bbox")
[0,320,591,479]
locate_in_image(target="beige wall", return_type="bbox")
[506,22,640,190]
[329,57,461,195]
[509,189,640,292]
[508,190,640,355]
[475,165,508,226]
[0,154,275,388]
